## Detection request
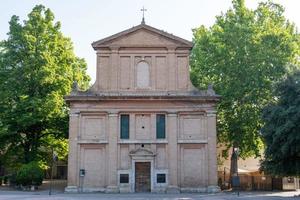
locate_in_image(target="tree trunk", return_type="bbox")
[23,142,30,164]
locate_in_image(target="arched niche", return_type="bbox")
[136,61,150,88]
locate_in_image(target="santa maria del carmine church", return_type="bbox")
[65,21,220,193]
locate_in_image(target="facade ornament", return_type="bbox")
[140,6,147,24]
[207,83,216,95]
[71,81,79,95]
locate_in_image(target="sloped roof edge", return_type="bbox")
[91,23,193,49]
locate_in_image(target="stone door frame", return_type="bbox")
[129,148,155,192]
[131,159,154,192]
[134,161,152,192]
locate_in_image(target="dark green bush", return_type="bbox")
[0,176,2,185]
[3,176,8,184]
[7,173,17,186]
[16,162,43,186]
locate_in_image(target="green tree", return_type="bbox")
[261,71,300,176]
[0,5,90,168]
[16,161,44,186]
[190,0,299,176]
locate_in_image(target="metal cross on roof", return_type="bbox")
[141,6,147,24]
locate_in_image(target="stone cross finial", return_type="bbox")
[141,6,147,24]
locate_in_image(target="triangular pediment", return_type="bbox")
[129,148,156,157]
[92,23,193,49]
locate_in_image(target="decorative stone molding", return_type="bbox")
[69,111,80,117]
[166,186,180,194]
[167,45,176,52]
[108,112,118,117]
[109,46,120,52]
[77,140,108,144]
[118,140,168,144]
[82,187,106,193]
[65,186,78,193]
[167,113,177,117]
[180,187,207,193]
[177,139,208,144]
[129,147,156,158]
[206,111,217,117]
[105,185,119,193]
[69,113,80,117]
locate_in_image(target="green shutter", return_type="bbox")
[120,115,129,139]
[156,114,166,139]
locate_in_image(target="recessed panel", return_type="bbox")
[82,148,105,187]
[155,56,167,90]
[156,144,167,169]
[120,145,130,169]
[179,115,206,140]
[120,56,131,89]
[177,56,188,90]
[135,114,151,140]
[81,116,105,140]
[98,56,110,90]
[181,146,206,187]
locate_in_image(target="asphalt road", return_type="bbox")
[0,191,299,200]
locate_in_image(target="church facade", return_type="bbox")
[65,22,220,193]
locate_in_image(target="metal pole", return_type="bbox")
[49,148,54,195]
[224,167,226,189]
[236,148,240,196]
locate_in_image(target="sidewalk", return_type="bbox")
[0,189,299,200]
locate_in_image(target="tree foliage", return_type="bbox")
[261,71,300,176]
[16,161,44,186]
[190,0,300,160]
[0,5,90,168]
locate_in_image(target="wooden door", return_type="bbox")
[135,162,151,192]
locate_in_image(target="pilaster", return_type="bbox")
[65,111,80,192]
[167,47,176,91]
[166,113,180,193]
[106,112,119,193]
[110,46,119,90]
[206,110,220,192]
[96,52,101,91]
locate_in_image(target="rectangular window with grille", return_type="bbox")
[156,173,166,183]
[120,174,129,183]
[156,114,165,139]
[120,115,129,139]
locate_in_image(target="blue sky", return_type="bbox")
[1,0,299,83]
